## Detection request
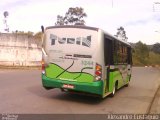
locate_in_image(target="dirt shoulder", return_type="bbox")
[149,85,160,114]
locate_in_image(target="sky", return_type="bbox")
[0,0,160,45]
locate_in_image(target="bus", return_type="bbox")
[41,25,132,98]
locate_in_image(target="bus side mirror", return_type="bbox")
[41,25,44,33]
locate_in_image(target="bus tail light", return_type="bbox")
[41,59,48,75]
[95,63,102,81]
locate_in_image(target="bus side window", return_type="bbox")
[104,37,113,66]
[127,47,132,64]
[117,42,122,64]
[113,40,118,64]
[123,45,128,64]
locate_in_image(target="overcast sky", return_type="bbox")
[0,0,160,44]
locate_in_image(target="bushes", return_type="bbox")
[132,41,160,66]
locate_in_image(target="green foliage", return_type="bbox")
[55,15,65,26]
[34,32,42,39]
[148,52,160,65]
[55,7,87,26]
[64,7,87,25]
[132,41,160,66]
[12,31,42,42]
[115,26,128,41]
[134,41,149,64]
[12,31,34,37]
[151,43,160,54]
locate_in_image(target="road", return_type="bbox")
[0,67,160,114]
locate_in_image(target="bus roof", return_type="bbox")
[102,30,131,46]
[46,25,99,31]
[45,25,131,46]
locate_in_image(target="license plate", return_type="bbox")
[63,84,74,89]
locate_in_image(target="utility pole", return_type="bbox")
[112,0,113,8]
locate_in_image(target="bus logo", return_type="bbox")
[82,36,91,47]
[50,34,91,47]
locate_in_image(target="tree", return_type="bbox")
[55,15,65,26]
[133,41,149,65]
[55,7,87,26]
[34,32,42,39]
[151,43,160,54]
[115,26,128,41]
[12,31,33,37]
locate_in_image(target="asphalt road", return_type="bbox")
[0,67,160,114]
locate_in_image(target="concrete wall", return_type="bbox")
[0,33,42,66]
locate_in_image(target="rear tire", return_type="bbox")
[110,84,116,97]
[125,79,130,87]
[110,81,118,97]
[44,87,54,90]
[125,82,129,87]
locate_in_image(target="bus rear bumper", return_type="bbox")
[42,74,103,96]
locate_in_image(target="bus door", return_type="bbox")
[104,36,113,93]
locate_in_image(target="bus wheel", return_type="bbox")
[110,85,116,97]
[125,82,129,87]
[125,80,130,87]
[125,76,131,87]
